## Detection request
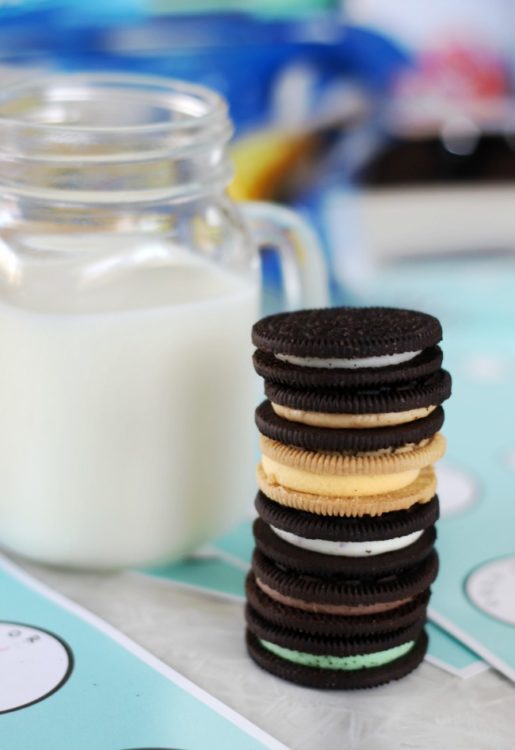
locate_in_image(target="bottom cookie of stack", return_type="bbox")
[246,615,428,691]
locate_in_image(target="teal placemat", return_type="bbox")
[0,555,285,749]
[354,254,515,682]
[428,336,515,681]
[426,622,486,679]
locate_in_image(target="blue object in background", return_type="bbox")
[0,9,409,133]
[0,6,409,296]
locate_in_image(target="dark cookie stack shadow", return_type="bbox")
[245,307,451,689]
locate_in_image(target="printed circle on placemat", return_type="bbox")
[466,556,515,626]
[436,463,478,517]
[0,622,73,713]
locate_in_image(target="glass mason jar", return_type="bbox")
[0,74,327,569]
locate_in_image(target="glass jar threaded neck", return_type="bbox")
[0,73,233,203]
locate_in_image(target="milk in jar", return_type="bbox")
[0,239,259,567]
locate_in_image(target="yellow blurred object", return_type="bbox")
[229,130,315,201]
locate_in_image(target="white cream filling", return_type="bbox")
[271,526,424,557]
[275,350,422,370]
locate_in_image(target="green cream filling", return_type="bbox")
[260,639,415,671]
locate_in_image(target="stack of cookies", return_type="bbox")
[245,307,451,689]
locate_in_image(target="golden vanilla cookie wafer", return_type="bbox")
[256,464,437,517]
[260,433,445,475]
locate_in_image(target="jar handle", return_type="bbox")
[240,201,329,310]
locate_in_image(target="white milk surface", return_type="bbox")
[0,252,259,568]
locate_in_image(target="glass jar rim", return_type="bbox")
[0,72,233,201]
[0,72,229,136]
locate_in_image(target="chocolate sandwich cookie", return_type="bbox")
[253,346,443,390]
[251,547,439,613]
[246,607,428,689]
[246,571,431,637]
[256,400,445,453]
[252,307,442,358]
[264,370,451,422]
[253,518,436,577]
[255,492,440,542]
[252,307,443,389]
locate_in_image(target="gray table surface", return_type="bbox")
[14,556,515,750]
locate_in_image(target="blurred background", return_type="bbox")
[1,0,515,328]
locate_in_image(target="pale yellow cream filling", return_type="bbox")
[260,455,420,497]
[272,402,437,429]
